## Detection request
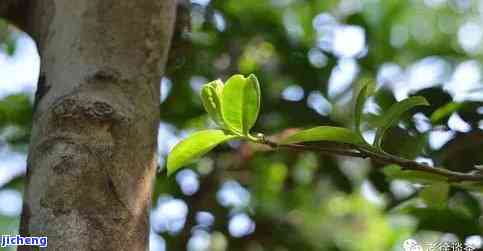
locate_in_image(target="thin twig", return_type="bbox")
[260,138,483,183]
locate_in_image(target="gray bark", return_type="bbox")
[18,1,176,250]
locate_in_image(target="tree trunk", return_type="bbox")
[18,1,176,250]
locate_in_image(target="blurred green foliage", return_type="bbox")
[0,18,16,55]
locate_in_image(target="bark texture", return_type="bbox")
[19,1,176,250]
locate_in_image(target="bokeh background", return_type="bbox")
[2,0,483,250]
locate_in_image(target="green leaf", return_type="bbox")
[373,96,429,148]
[454,181,483,193]
[420,182,449,208]
[167,130,239,175]
[280,126,366,145]
[430,102,462,124]
[382,165,447,183]
[354,81,374,140]
[221,74,261,134]
[0,94,33,127]
[201,79,225,128]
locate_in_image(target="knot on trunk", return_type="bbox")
[53,97,116,122]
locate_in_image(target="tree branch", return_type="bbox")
[261,138,483,183]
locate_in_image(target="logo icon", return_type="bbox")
[403,239,423,251]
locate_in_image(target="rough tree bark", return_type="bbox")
[9,1,176,250]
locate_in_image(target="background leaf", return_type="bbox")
[382,165,447,183]
[280,126,366,145]
[221,74,260,134]
[167,130,239,175]
[455,181,483,192]
[420,182,449,208]
[354,80,374,140]
[430,102,462,124]
[374,96,429,148]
